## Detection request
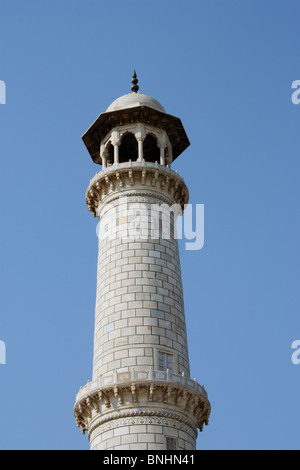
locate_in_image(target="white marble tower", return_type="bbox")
[74,73,210,450]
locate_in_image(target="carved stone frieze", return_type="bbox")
[86,161,189,217]
[89,412,197,444]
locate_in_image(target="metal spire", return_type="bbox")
[131,70,139,93]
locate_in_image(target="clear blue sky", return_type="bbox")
[0,0,299,450]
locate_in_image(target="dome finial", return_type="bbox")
[131,70,139,93]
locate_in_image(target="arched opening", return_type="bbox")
[119,132,138,163]
[143,133,160,163]
[106,142,114,166]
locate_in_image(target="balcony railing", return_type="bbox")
[76,368,207,402]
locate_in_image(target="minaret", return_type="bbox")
[74,73,211,450]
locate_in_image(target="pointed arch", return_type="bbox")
[143,133,160,163]
[119,132,138,163]
[105,141,114,166]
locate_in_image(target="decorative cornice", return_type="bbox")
[86,161,189,217]
[74,376,210,436]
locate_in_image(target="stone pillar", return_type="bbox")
[114,144,119,165]
[160,146,165,166]
[137,139,144,161]
[101,144,108,169]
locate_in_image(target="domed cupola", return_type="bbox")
[82,71,190,168]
